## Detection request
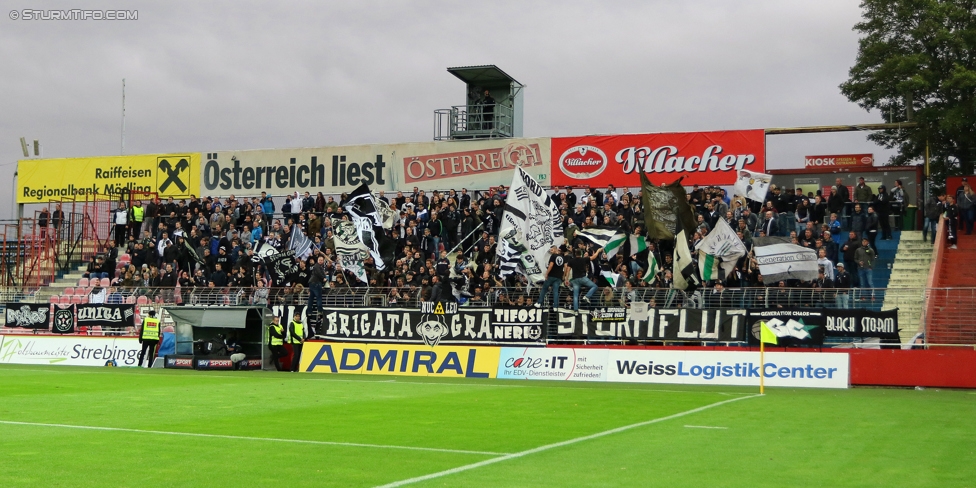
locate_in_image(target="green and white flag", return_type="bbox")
[629,234,649,254]
[643,253,660,284]
[673,229,699,291]
[695,218,746,283]
[576,227,627,258]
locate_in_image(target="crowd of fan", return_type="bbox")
[67,175,930,310]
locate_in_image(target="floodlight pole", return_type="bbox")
[121,78,126,155]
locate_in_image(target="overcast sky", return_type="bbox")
[0,0,898,220]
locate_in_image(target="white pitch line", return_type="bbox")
[684,425,729,429]
[0,367,755,396]
[375,393,763,488]
[0,420,507,456]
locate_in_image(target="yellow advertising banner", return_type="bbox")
[300,341,500,378]
[17,153,200,203]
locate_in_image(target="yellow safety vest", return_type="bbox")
[269,323,284,346]
[141,317,160,341]
[289,321,304,344]
[132,205,144,223]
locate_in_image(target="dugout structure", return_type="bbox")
[164,306,270,370]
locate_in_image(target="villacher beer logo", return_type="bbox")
[558,145,607,179]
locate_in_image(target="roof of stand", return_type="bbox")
[447,65,521,86]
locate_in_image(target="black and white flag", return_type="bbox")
[289,226,313,261]
[334,221,367,255]
[753,237,819,283]
[265,250,299,286]
[344,184,396,271]
[252,239,278,261]
[376,198,399,230]
[497,167,564,284]
[673,229,699,290]
[334,220,370,284]
[733,169,773,203]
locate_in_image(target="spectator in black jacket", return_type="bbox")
[309,255,327,313]
[875,185,892,240]
[841,231,861,287]
[210,263,228,287]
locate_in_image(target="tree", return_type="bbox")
[841,0,976,185]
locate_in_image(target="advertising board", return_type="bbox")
[496,347,608,381]
[0,335,141,367]
[551,130,765,188]
[804,154,873,168]
[18,153,200,203]
[606,350,849,388]
[201,137,550,195]
[300,342,500,378]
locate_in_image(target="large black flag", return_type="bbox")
[344,184,396,271]
[639,172,698,241]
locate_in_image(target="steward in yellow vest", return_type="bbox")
[289,312,305,372]
[138,309,161,368]
[267,316,287,371]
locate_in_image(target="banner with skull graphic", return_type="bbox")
[318,306,547,346]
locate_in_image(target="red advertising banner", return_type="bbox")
[804,154,873,168]
[551,130,765,188]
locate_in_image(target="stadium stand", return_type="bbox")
[1,183,962,346]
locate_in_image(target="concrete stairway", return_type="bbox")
[882,231,932,343]
[33,263,91,302]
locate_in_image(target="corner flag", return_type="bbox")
[760,321,778,345]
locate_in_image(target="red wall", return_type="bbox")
[848,348,976,388]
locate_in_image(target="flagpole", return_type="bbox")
[760,339,765,395]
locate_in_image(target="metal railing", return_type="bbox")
[434,102,514,140]
[921,288,976,346]
[29,284,916,309]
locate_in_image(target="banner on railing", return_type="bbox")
[53,304,74,333]
[3,303,136,332]
[553,307,747,342]
[746,309,825,346]
[824,309,899,340]
[75,304,136,329]
[318,306,547,346]
[4,303,50,329]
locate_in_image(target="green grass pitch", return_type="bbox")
[0,364,974,487]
